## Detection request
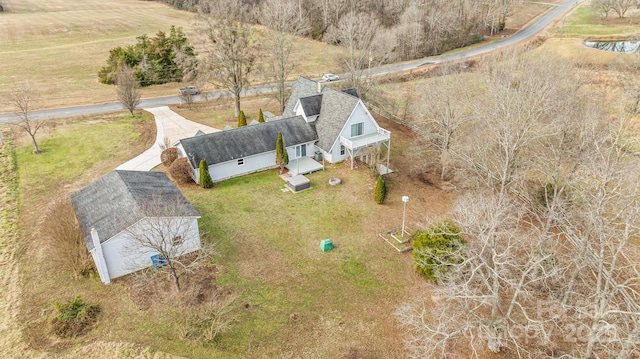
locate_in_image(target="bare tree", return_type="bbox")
[397,193,562,358]
[460,51,576,198]
[260,0,308,113]
[8,82,44,153]
[124,195,206,292]
[592,0,615,21]
[613,0,636,18]
[326,11,380,95]
[195,0,256,116]
[553,114,640,359]
[417,66,473,179]
[116,64,141,116]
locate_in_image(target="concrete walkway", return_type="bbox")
[117,106,219,171]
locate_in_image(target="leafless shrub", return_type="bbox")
[44,199,94,278]
[161,147,178,167]
[169,157,194,184]
[173,293,237,343]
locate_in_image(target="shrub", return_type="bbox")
[161,147,178,167]
[237,110,247,127]
[174,294,236,344]
[169,157,194,184]
[199,159,213,188]
[258,108,265,123]
[51,295,101,338]
[412,221,465,284]
[373,175,386,204]
[44,199,94,278]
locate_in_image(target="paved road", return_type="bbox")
[0,0,581,123]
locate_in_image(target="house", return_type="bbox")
[70,170,201,284]
[285,76,391,170]
[177,115,320,183]
[177,76,391,183]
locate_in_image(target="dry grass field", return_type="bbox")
[0,0,347,114]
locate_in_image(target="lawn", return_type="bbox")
[8,104,451,357]
[555,5,640,37]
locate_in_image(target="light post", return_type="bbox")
[401,195,409,238]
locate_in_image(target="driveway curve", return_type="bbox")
[116,106,219,171]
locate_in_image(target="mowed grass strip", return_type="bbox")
[557,5,640,37]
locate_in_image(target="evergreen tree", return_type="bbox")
[276,131,286,174]
[258,108,265,123]
[237,110,247,127]
[374,175,386,204]
[411,221,465,284]
[199,159,213,188]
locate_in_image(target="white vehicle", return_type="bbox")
[178,86,200,95]
[321,73,339,82]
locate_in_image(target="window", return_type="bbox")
[351,122,364,137]
[295,144,307,158]
[172,235,184,246]
[237,158,244,166]
[340,145,346,156]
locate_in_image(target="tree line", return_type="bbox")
[153,0,522,61]
[393,50,640,358]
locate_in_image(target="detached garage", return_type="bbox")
[70,170,201,284]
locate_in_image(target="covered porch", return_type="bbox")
[286,156,324,176]
[340,127,391,171]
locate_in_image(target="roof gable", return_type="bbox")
[179,116,318,167]
[70,171,199,250]
[283,76,320,118]
[314,87,360,151]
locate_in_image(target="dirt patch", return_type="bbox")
[122,259,222,311]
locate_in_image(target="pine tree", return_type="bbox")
[237,110,247,127]
[374,175,386,204]
[258,108,265,123]
[199,159,213,188]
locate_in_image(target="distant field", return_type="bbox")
[0,0,347,114]
[0,0,194,111]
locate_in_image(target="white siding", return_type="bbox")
[100,217,201,279]
[327,101,381,163]
[208,151,277,182]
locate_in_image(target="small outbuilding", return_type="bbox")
[70,170,201,284]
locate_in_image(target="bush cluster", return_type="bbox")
[51,295,101,338]
[98,26,195,86]
[412,221,465,284]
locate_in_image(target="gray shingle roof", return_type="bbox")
[315,87,360,151]
[70,170,199,250]
[283,76,320,118]
[299,94,323,117]
[179,116,318,168]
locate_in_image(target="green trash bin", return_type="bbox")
[320,239,333,252]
